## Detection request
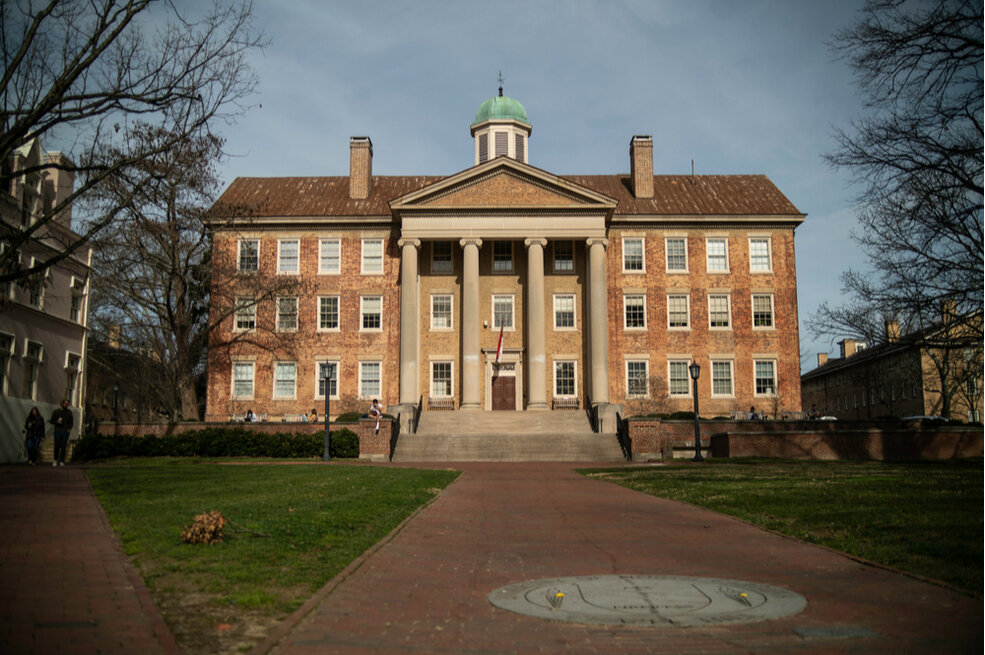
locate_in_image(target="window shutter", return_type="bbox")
[478,133,488,163]
[495,132,508,157]
[515,134,524,162]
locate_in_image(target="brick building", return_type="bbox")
[801,315,984,423]
[206,92,805,430]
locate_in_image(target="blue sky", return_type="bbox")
[215,0,871,373]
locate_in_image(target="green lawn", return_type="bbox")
[88,460,458,649]
[582,459,983,594]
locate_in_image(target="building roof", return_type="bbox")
[214,173,803,219]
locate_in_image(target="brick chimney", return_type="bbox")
[885,320,900,343]
[817,353,828,367]
[629,135,653,199]
[839,339,859,358]
[349,136,373,200]
[940,298,957,324]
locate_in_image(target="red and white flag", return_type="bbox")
[495,324,504,363]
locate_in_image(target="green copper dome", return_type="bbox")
[472,94,528,126]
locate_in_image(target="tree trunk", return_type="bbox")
[179,375,200,421]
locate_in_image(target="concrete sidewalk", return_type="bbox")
[0,462,979,655]
[261,463,981,655]
[0,466,177,655]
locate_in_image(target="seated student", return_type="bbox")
[245,409,255,422]
[368,399,382,433]
[308,409,318,422]
[748,406,758,420]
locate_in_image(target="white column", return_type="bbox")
[525,238,548,410]
[398,238,420,405]
[587,238,610,405]
[460,238,483,410]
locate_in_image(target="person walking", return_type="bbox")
[49,399,73,467]
[24,407,45,465]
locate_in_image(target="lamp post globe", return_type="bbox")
[688,363,704,462]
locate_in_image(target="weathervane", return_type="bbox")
[498,70,504,97]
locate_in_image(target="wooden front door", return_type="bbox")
[491,375,516,410]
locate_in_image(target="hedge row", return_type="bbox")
[73,427,360,461]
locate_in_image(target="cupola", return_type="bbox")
[470,82,531,165]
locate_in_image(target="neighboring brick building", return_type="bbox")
[206,91,805,429]
[801,315,984,423]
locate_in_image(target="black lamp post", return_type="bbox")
[688,362,704,462]
[112,382,120,422]
[322,369,334,461]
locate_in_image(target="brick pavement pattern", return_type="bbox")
[263,463,981,655]
[0,466,177,655]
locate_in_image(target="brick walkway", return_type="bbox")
[260,463,981,655]
[0,466,177,655]
[0,462,980,655]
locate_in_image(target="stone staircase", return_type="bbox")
[391,410,625,462]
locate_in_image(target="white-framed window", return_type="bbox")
[668,360,691,396]
[554,294,576,330]
[711,360,734,397]
[277,239,299,274]
[359,361,381,398]
[626,360,649,397]
[27,257,45,308]
[69,277,86,323]
[752,294,775,329]
[708,294,731,329]
[238,239,259,272]
[319,239,340,274]
[234,297,256,331]
[622,237,644,272]
[361,295,382,331]
[754,360,777,396]
[554,360,577,397]
[361,238,384,274]
[553,241,574,272]
[273,361,297,399]
[749,237,772,272]
[318,295,340,331]
[623,294,647,329]
[431,241,453,273]
[430,294,453,330]
[0,332,13,396]
[64,352,81,405]
[493,241,513,273]
[706,238,729,273]
[665,237,687,272]
[231,361,254,399]
[492,294,514,330]
[430,361,453,398]
[667,294,689,329]
[23,340,43,400]
[276,297,298,331]
[315,360,339,400]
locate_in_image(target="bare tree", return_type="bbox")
[815,0,983,343]
[88,124,304,420]
[1,0,264,286]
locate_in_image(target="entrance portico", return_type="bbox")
[389,157,617,418]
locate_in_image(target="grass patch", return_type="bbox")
[582,459,983,594]
[88,460,458,653]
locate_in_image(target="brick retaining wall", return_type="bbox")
[626,418,983,462]
[95,419,394,461]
